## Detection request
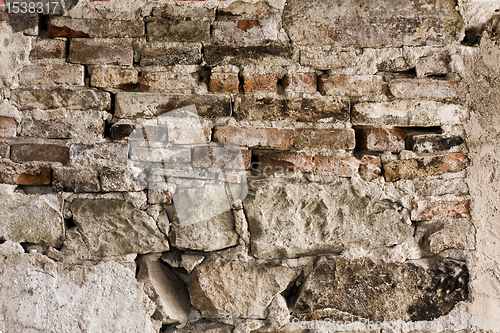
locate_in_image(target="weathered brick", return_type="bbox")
[147,19,210,42]
[242,73,276,93]
[140,42,202,66]
[10,88,111,110]
[319,75,384,97]
[212,20,278,44]
[357,128,407,152]
[100,166,147,192]
[352,100,468,126]
[377,57,411,72]
[152,6,215,20]
[234,96,350,123]
[20,64,84,86]
[314,156,360,177]
[140,71,199,92]
[0,161,51,185]
[300,50,357,70]
[165,125,210,145]
[416,55,449,78]
[389,79,459,100]
[52,166,100,193]
[218,172,244,183]
[424,219,475,253]
[411,134,464,153]
[48,18,144,38]
[20,110,104,139]
[384,153,469,182]
[0,117,17,138]
[130,147,191,163]
[0,11,38,35]
[109,123,135,140]
[115,93,231,119]
[216,1,277,17]
[69,39,133,66]
[294,129,356,150]
[358,154,382,182]
[148,187,176,204]
[193,145,251,170]
[283,0,461,47]
[70,143,128,167]
[411,200,470,221]
[90,66,138,89]
[11,144,69,164]
[257,151,313,174]
[30,38,66,60]
[282,72,317,93]
[0,143,9,159]
[214,127,294,150]
[204,45,292,67]
[129,125,168,142]
[209,72,239,94]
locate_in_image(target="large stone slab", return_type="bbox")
[244,178,413,259]
[293,256,468,322]
[0,245,158,333]
[70,199,169,256]
[189,256,299,319]
[282,0,462,47]
[0,189,64,247]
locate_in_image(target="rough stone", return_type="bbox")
[0,19,30,87]
[189,256,299,319]
[416,55,450,78]
[100,166,147,192]
[164,320,233,333]
[181,254,205,273]
[11,143,69,164]
[48,18,144,38]
[293,257,468,321]
[148,186,176,205]
[69,143,128,167]
[11,88,111,110]
[137,260,191,325]
[0,160,51,185]
[235,96,349,123]
[0,116,17,138]
[140,42,202,66]
[411,200,470,221]
[424,219,476,253]
[0,190,64,247]
[352,100,468,126]
[20,64,85,86]
[214,126,294,150]
[244,178,413,259]
[30,38,66,59]
[318,75,384,97]
[91,66,138,89]
[294,128,355,150]
[384,153,469,181]
[52,166,100,193]
[70,198,169,256]
[69,39,133,66]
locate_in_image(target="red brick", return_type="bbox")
[30,39,66,60]
[213,126,294,150]
[91,66,138,89]
[48,18,144,38]
[140,71,199,92]
[314,156,360,177]
[388,79,459,100]
[318,75,384,97]
[415,55,449,78]
[0,117,17,138]
[209,72,239,94]
[411,200,470,221]
[11,144,69,164]
[69,39,133,66]
[282,72,317,93]
[384,153,469,182]
[52,166,100,193]
[20,64,85,86]
[257,151,313,174]
[357,128,407,152]
[243,73,277,93]
[0,161,50,185]
[294,128,355,150]
[358,154,381,182]
[193,145,251,170]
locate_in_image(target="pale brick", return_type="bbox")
[242,73,277,93]
[140,43,202,66]
[52,167,100,193]
[166,126,210,145]
[140,71,199,92]
[20,64,84,87]
[411,200,470,221]
[147,19,210,43]
[11,88,111,110]
[314,156,360,177]
[48,18,144,38]
[358,154,382,182]
[389,79,459,100]
[300,50,357,70]
[91,66,138,89]
[257,151,313,174]
[30,38,66,60]
[70,143,128,167]
[130,147,191,163]
[69,39,133,66]
[100,167,147,192]
[0,161,51,185]
[0,116,17,138]
[152,6,215,20]
[147,185,176,204]
[357,128,407,152]
[213,126,294,150]
[377,57,411,72]
[411,134,464,153]
[294,128,356,150]
[415,55,450,78]
[209,72,239,94]
[193,146,251,170]
[216,1,277,17]
[11,144,69,164]
[282,72,317,93]
[129,125,168,142]
[212,20,278,44]
[384,153,469,182]
[319,74,384,97]
[424,219,475,253]
[204,45,292,67]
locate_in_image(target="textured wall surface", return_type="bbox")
[0,0,498,332]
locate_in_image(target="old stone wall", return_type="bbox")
[0,0,498,332]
